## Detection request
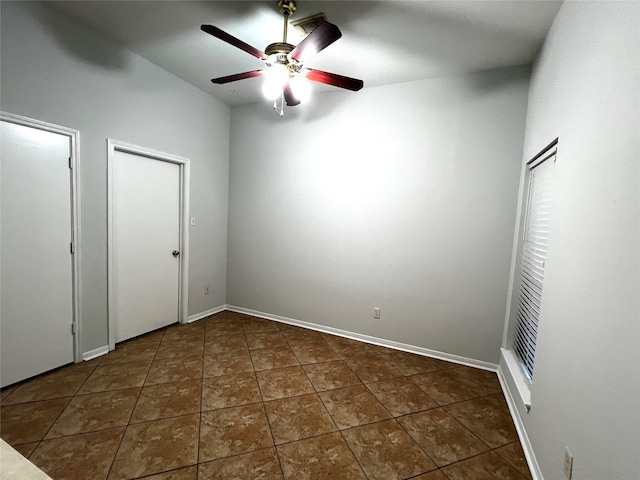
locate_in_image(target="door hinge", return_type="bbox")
[69,157,72,169]
[71,323,76,335]
[70,242,74,254]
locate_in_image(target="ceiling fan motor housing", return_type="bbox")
[277,0,296,17]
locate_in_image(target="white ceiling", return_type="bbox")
[50,0,562,105]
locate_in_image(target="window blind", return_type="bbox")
[512,147,556,381]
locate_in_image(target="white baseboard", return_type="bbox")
[498,363,543,480]
[226,305,498,372]
[187,304,228,323]
[82,345,109,361]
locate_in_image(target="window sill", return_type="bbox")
[501,348,532,412]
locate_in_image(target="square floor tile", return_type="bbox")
[2,367,93,405]
[156,338,204,359]
[198,448,283,480]
[145,356,203,385]
[441,451,530,480]
[143,466,198,479]
[100,342,159,365]
[366,377,438,416]
[264,394,337,445]
[250,346,300,371]
[397,408,489,467]
[280,328,324,345]
[1,398,71,445]
[109,414,199,479]
[46,388,140,438]
[245,332,289,350]
[447,366,502,396]
[199,403,273,462]
[242,319,281,334]
[12,442,39,458]
[205,322,244,337]
[78,361,151,394]
[162,322,205,342]
[342,419,437,480]
[319,385,391,430]
[256,366,315,401]
[204,334,248,355]
[277,432,366,480]
[377,351,456,376]
[409,370,479,405]
[203,350,254,377]
[302,361,361,391]
[130,379,201,423]
[495,442,533,479]
[30,427,124,480]
[343,356,402,383]
[122,328,165,345]
[412,471,450,480]
[444,396,518,448]
[202,373,262,411]
[289,342,340,364]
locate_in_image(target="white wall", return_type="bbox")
[228,66,530,364]
[0,2,230,353]
[500,2,639,479]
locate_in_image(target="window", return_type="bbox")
[511,139,557,382]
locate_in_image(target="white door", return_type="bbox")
[1,121,75,387]
[112,149,181,343]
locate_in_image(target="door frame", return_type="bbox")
[107,139,190,350]
[1,111,82,363]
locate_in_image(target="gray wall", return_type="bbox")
[1,2,230,353]
[227,66,530,364]
[500,2,640,479]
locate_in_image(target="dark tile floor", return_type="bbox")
[0,311,532,480]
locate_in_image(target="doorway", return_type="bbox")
[107,140,190,349]
[1,112,81,387]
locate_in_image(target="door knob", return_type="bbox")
[172,250,180,257]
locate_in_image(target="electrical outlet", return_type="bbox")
[204,284,210,295]
[563,446,573,479]
[373,307,381,319]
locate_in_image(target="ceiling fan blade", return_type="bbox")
[201,24,267,60]
[290,22,342,62]
[306,69,364,91]
[211,70,265,84]
[283,83,301,106]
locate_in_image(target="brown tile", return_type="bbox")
[280,327,324,345]
[264,394,337,445]
[242,318,281,333]
[12,441,39,458]
[378,351,456,376]
[444,396,518,448]
[366,377,438,416]
[256,366,315,401]
[442,450,529,480]
[342,419,437,480]
[30,427,124,480]
[198,448,283,479]
[1,384,18,401]
[156,338,204,359]
[343,356,402,383]
[245,331,289,350]
[205,321,244,337]
[412,471,450,480]
[203,350,254,377]
[485,391,511,412]
[162,322,205,342]
[202,373,262,410]
[319,385,391,430]
[448,366,502,395]
[199,404,273,462]
[250,346,300,371]
[495,442,533,479]
[146,356,203,385]
[204,333,248,354]
[100,342,159,365]
[109,414,199,479]
[2,367,93,405]
[302,361,362,392]
[121,328,165,345]
[409,370,479,405]
[130,379,201,423]
[45,388,139,438]
[397,408,489,467]
[0,397,70,445]
[78,361,151,394]
[143,466,198,480]
[289,342,340,364]
[277,432,366,480]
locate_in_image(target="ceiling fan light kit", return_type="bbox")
[201,0,363,117]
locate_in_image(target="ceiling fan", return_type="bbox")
[201,0,363,115]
